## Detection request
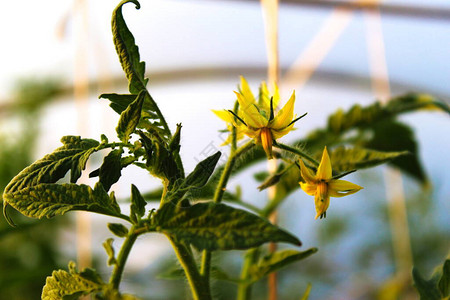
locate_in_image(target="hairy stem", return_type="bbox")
[109,226,139,290]
[274,142,319,166]
[213,141,254,203]
[169,238,212,300]
[237,248,260,300]
[200,249,211,288]
[200,139,254,296]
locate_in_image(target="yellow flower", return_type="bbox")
[227,76,303,159]
[212,109,245,145]
[299,147,363,219]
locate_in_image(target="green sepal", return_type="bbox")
[3,183,122,220]
[107,223,129,237]
[103,238,117,266]
[249,248,318,282]
[116,90,145,143]
[4,136,100,194]
[112,0,147,94]
[153,202,301,251]
[257,163,291,191]
[130,184,146,223]
[412,259,449,300]
[99,149,123,191]
[41,261,104,300]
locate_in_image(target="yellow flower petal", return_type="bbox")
[316,146,332,180]
[299,159,316,184]
[300,182,317,196]
[271,91,295,130]
[328,179,363,197]
[212,109,233,123]
[272,83,281,110]
[259,81,280,112]
[259,81,271,110]
[271,123,294,140]
[240,76,256,104]
[243,127,261,140]
[235,92,268,128]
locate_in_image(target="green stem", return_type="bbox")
[169,238,212,300]
[109,226,139,290]
[200,249,211,287]
[200,140,254,297]
[145,91,172,138]
[274,142,319,166]
[213,141,254,203]
[237,248,260,300]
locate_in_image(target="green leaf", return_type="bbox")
[439,259,450,297]
[249,248,317,282]
[183,151,221,189]
[413,267,442,300]
[169,124,182,154]
[4,136,100,194]
[99,93,140,115]
[158,265,241,283]
[327,146,408,173]
[138,130,182,182]
[108,223,129,237]
[103,238,117,266]
[162,151,221,204]
[41,261,104,300]
[99,149,123,191]
[412,259,449,300]
[116,90,145,143]
[3,183,122,220]
[130,184,146,222]
[304,93,448,151]
[112,0,147,94]
[154,202,301,251]
[366,120,427,184]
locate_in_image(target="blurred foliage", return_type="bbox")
[0,77,64,299]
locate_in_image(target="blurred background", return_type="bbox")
[0,0,449,299]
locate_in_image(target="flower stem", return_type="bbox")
[274,142,319,166]
[169,238,212,300]
[109,226,139,290]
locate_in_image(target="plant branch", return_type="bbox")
[237,248,260,300]
[200,139,254,297]
[274,142,319,166]
[109,225,139,290]
[200,249,212,288]
[213,141,254,203]
[169,237,212,300]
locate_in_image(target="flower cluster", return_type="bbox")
[214,77,363,219]
[214,76,303,159]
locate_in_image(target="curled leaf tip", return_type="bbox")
[120,0,141,10]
